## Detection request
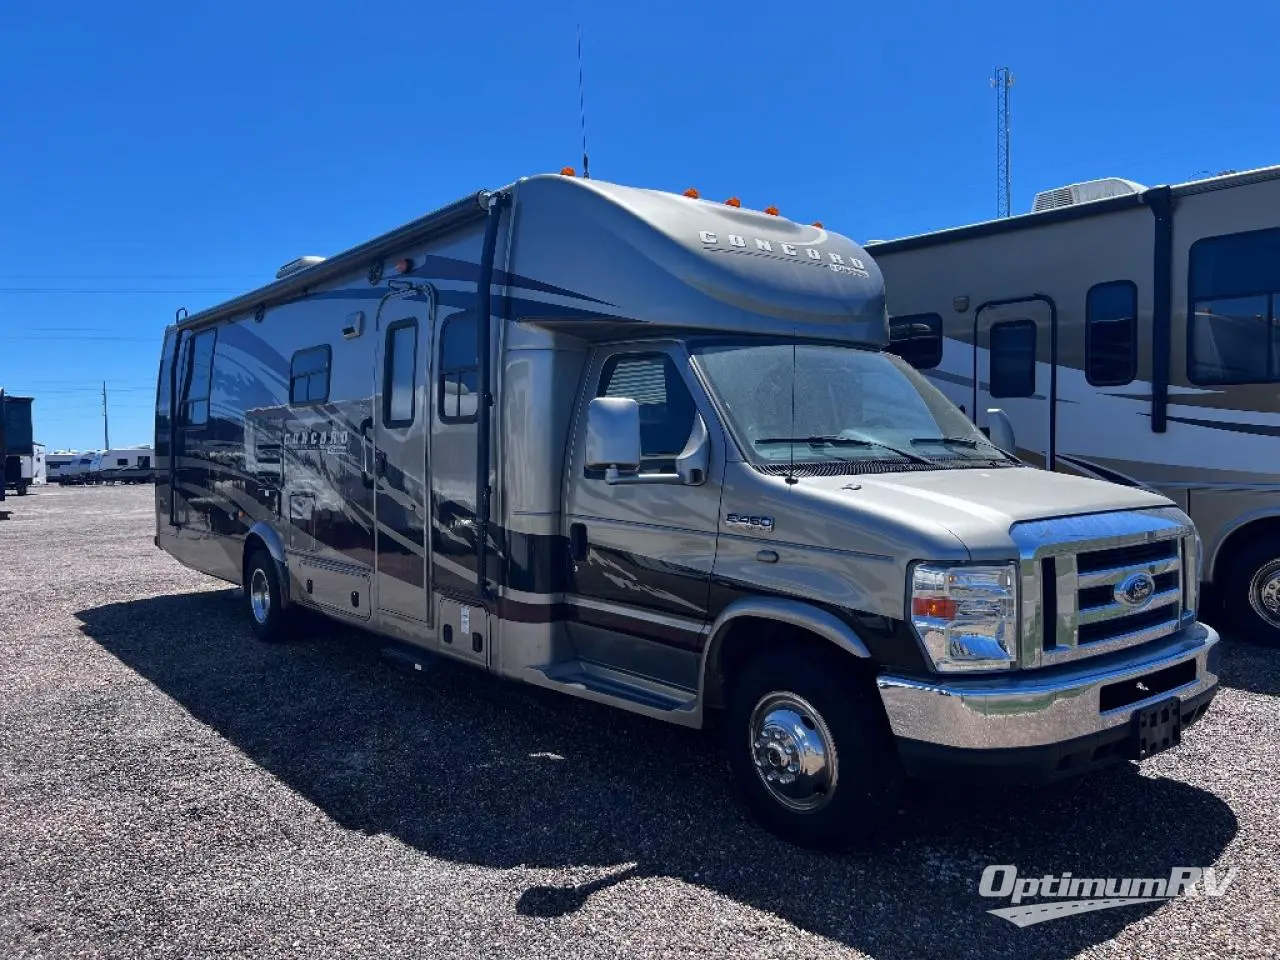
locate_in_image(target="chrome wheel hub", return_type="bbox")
[748,692,837,813]
[250,568,272,625]
[1250,562,1280,629]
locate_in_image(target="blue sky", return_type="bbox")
[2,1,1276,451]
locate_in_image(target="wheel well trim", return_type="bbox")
[244,522,291,608]
[699,597,873,707]
[1205,509,1280,583]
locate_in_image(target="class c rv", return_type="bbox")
[868,165,1280,647]
[154,172,1220,850]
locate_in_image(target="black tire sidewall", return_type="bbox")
[723,648,902,852]
[1223,541,1280,646]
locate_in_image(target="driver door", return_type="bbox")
[563,345,724,690]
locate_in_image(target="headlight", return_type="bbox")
[909,562,1019,671]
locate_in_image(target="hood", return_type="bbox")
[789,464,1175,561]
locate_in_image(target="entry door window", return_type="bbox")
[596,354,696,473]
[383,319,419,427]
[989,319,1037,398]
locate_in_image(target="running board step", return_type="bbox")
[529,660,698,716]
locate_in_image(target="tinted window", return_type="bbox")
[1189,227,1280,385]
[438,314,479,423]
[597,354,696,471]
[887,313,943,370]
[383,320,418,427]
[181,329,216,427]
[289,345,331,404]
[1086,281,1138,386]
[990,319,1036,398]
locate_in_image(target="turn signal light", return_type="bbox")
[912,597,959,619]
[725,197,742,208]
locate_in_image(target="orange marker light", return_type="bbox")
[395,258,414,275]
[683,188,700,199]
[812,221,824,228]
[725,197,742,208]
[764,205,780,216]
[912,597,958,619]
[560,166,576,176]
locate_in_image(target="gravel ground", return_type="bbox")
[1,484,1277,959]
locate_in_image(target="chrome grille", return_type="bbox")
[1010,507,1197,668]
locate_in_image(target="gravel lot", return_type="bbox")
[1,484,1277,959]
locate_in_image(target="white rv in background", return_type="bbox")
[97,446,155,483]
[46,451,79,483]
[868,165,1280,645]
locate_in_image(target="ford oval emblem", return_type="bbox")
[1115,572,1157,609]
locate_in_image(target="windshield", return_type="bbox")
[691,341,1014,471]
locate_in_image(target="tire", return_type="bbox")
[1221,538,1280,647]
[244,549,294,643]
[723,646,903,852]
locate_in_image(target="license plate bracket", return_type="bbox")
[1132,696,1182,760]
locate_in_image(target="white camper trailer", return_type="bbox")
[5,442,45,494]
[97,446,154,484]
[47,451,78,483]
[869,165,1280,645]
[154,172,1219,850]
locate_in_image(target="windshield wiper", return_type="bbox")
[756,435,934,465]
[911,435,1020,462]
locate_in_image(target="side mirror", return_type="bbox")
[986,408,1017,457]
[586,397,641,473]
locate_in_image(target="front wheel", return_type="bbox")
[1222,539,1280,646]
[244,549,294,643]
[723,647,902,851]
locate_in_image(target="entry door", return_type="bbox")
[975,297,1057,469]
[373,295,433,624]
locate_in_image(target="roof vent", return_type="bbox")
[275,255,327,280]
[1031,177,1146,213]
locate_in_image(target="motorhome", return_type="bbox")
[868,165,1280,646]
[97,446,154,484]
[155,172,1220,850]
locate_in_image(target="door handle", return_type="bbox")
[569,522,588,563]
[360,417,374,489]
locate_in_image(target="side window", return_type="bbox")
[116,458,128,467]
[989,319,1036,398]
[1086,281,1138,386]
[1188,227,1280,385]
[596,353,696,472]
[438,314,479,423]
[179,328,216,427]
[886,313,943,370]
[383,319,418,427]
[289,345,331,404]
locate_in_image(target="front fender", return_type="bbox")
[699,596,872,710]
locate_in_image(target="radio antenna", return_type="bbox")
[577,23,591,179]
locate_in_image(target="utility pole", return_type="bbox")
[102,381,110,450]
[992,66,1014,218]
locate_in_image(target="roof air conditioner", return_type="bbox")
[1031,178,1147,213]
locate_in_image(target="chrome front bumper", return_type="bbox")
[877,622,1220,757]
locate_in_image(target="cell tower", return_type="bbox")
[992,66,1014,218]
